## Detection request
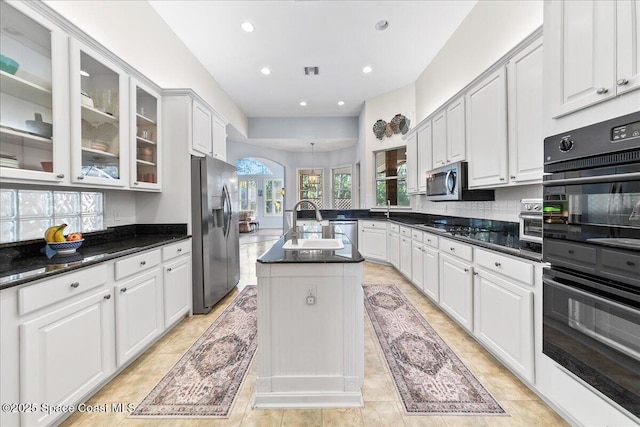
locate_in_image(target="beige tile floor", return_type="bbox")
[61,230,568,427]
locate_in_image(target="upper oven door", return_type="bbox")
[543,166,640,246]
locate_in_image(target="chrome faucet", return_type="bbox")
[386,199,391,218]
[291,200,323,245]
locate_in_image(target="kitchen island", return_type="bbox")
[254,224,365,408]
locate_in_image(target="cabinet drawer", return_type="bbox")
[400,226,411,238]
[388,223,399,233]
[411,229,424,243]
[19,264,109,315]
[441,238,473,262]
[115,249,161,280]
[162,239,191,262]
[476,248,534,285]
[360,220,384,230]
[423,233,439,249]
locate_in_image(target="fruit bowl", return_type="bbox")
[47,239,84,254]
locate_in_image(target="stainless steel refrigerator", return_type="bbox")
[191,155,240,314]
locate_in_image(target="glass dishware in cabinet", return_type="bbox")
[130,79,161,190]
[70,38,128,187]
[0,1,68,183]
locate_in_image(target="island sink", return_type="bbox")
[282,238,344,250]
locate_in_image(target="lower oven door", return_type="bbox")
[543,269,640,418]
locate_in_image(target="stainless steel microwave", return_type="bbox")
[425,161,495,202]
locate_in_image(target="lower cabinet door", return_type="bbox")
[474,269,534,382]
[387,232,400,268]
[164,256,191,327]
[115,267,164,366]
[20,288,115,427]
[411,241,424,290]
[422,247,439,302]
[399,236,412,277]
[439,253,473,331]
[360,228,387,260]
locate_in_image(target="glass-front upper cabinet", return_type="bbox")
[0,1,68,183]
[69,38,128,187]
[130,79,161,190]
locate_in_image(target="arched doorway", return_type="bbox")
[234,157,285,231]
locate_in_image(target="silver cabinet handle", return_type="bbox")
[427,239,431,243]
[177,248,182,253]
[450,247,455,251]
[133,182,139,185]
[70,282,79,288]
[464,268,470,273]
[120,287,127,293]
[617,78,629,86]
[495,262,501,267]
[140,261,146,266]
[57,174,65,179]
[499,177,505,181]
[473,272,478,276]
[596,87,608,94]
[104,294,111,300]
[167,267,172,272]
[77,176,84,180]
[510,175,516,179]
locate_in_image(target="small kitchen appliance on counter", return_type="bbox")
[519,199,542,243]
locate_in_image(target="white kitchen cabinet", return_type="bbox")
[212,115,227,160]
[162,238,192,327]
[417,121,432,192]
[439,251,473,332]
[467,67,508,188]
[406,132,418,193]
[358,220,387,261]
[70,38,129,187]
[411,240,424,290]
[431,96,465,169]
[546,0,640,117]
[507,37,544,184]
[399,234,412,278]
[114,267,164,366]
[192,98,213,156]
[387,226,400,269]
[20,287,115,427]
[0,1,69,184]
[130,78,161,190]
[474,268,534,382]
[422,246,439,302]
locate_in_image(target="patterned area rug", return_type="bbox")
[132,286,257,418]
[364,284,506,416]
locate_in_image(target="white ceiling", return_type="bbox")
[148,0,477,120]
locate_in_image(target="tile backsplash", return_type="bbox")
[0,189,104,243]
[412,184,542,222]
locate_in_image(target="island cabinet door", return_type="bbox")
[20,288,115,427]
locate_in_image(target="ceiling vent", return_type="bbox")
[304,66,319,76]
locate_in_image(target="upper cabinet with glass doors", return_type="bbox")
[0,1,69,183]
[130,79,161,190]
[69,38,128,187]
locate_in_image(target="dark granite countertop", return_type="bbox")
[258,224,364,264]
[296,209,542,262]
[0,224,189,290]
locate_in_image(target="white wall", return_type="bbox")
[415,0,543,121]
[248,117,358,140]
[361,83,416,208]
[44,0,248,136]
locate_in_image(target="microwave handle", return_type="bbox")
[445,170,454,193]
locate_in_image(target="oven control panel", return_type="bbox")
[612,120,640,142]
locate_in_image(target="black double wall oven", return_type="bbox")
[542,112,640,420]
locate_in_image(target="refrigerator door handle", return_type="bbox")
[223,184,232,238]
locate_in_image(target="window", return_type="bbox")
[0,189,104,243]
[375,148,409,207]
[332,166,352,209]
[235,157,273,175]
[264,179,283,216]
[298,169,323,208]
[239,179,257,211]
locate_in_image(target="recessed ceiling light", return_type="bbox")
[363,66,373,74]
[261,67,271,75]
[338,101,345,106]
[299,101,307,107]
[241,22,255,32]
[375,20,389,31]
[80,70,90,77]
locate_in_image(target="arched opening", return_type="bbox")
[234,157,285,232]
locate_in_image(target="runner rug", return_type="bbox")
[363,284,506,416]
[132,286,257,418]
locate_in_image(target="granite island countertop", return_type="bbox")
[0,224,190,290]
[258,224,364,264]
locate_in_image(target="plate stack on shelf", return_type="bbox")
[0,151,19,168]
